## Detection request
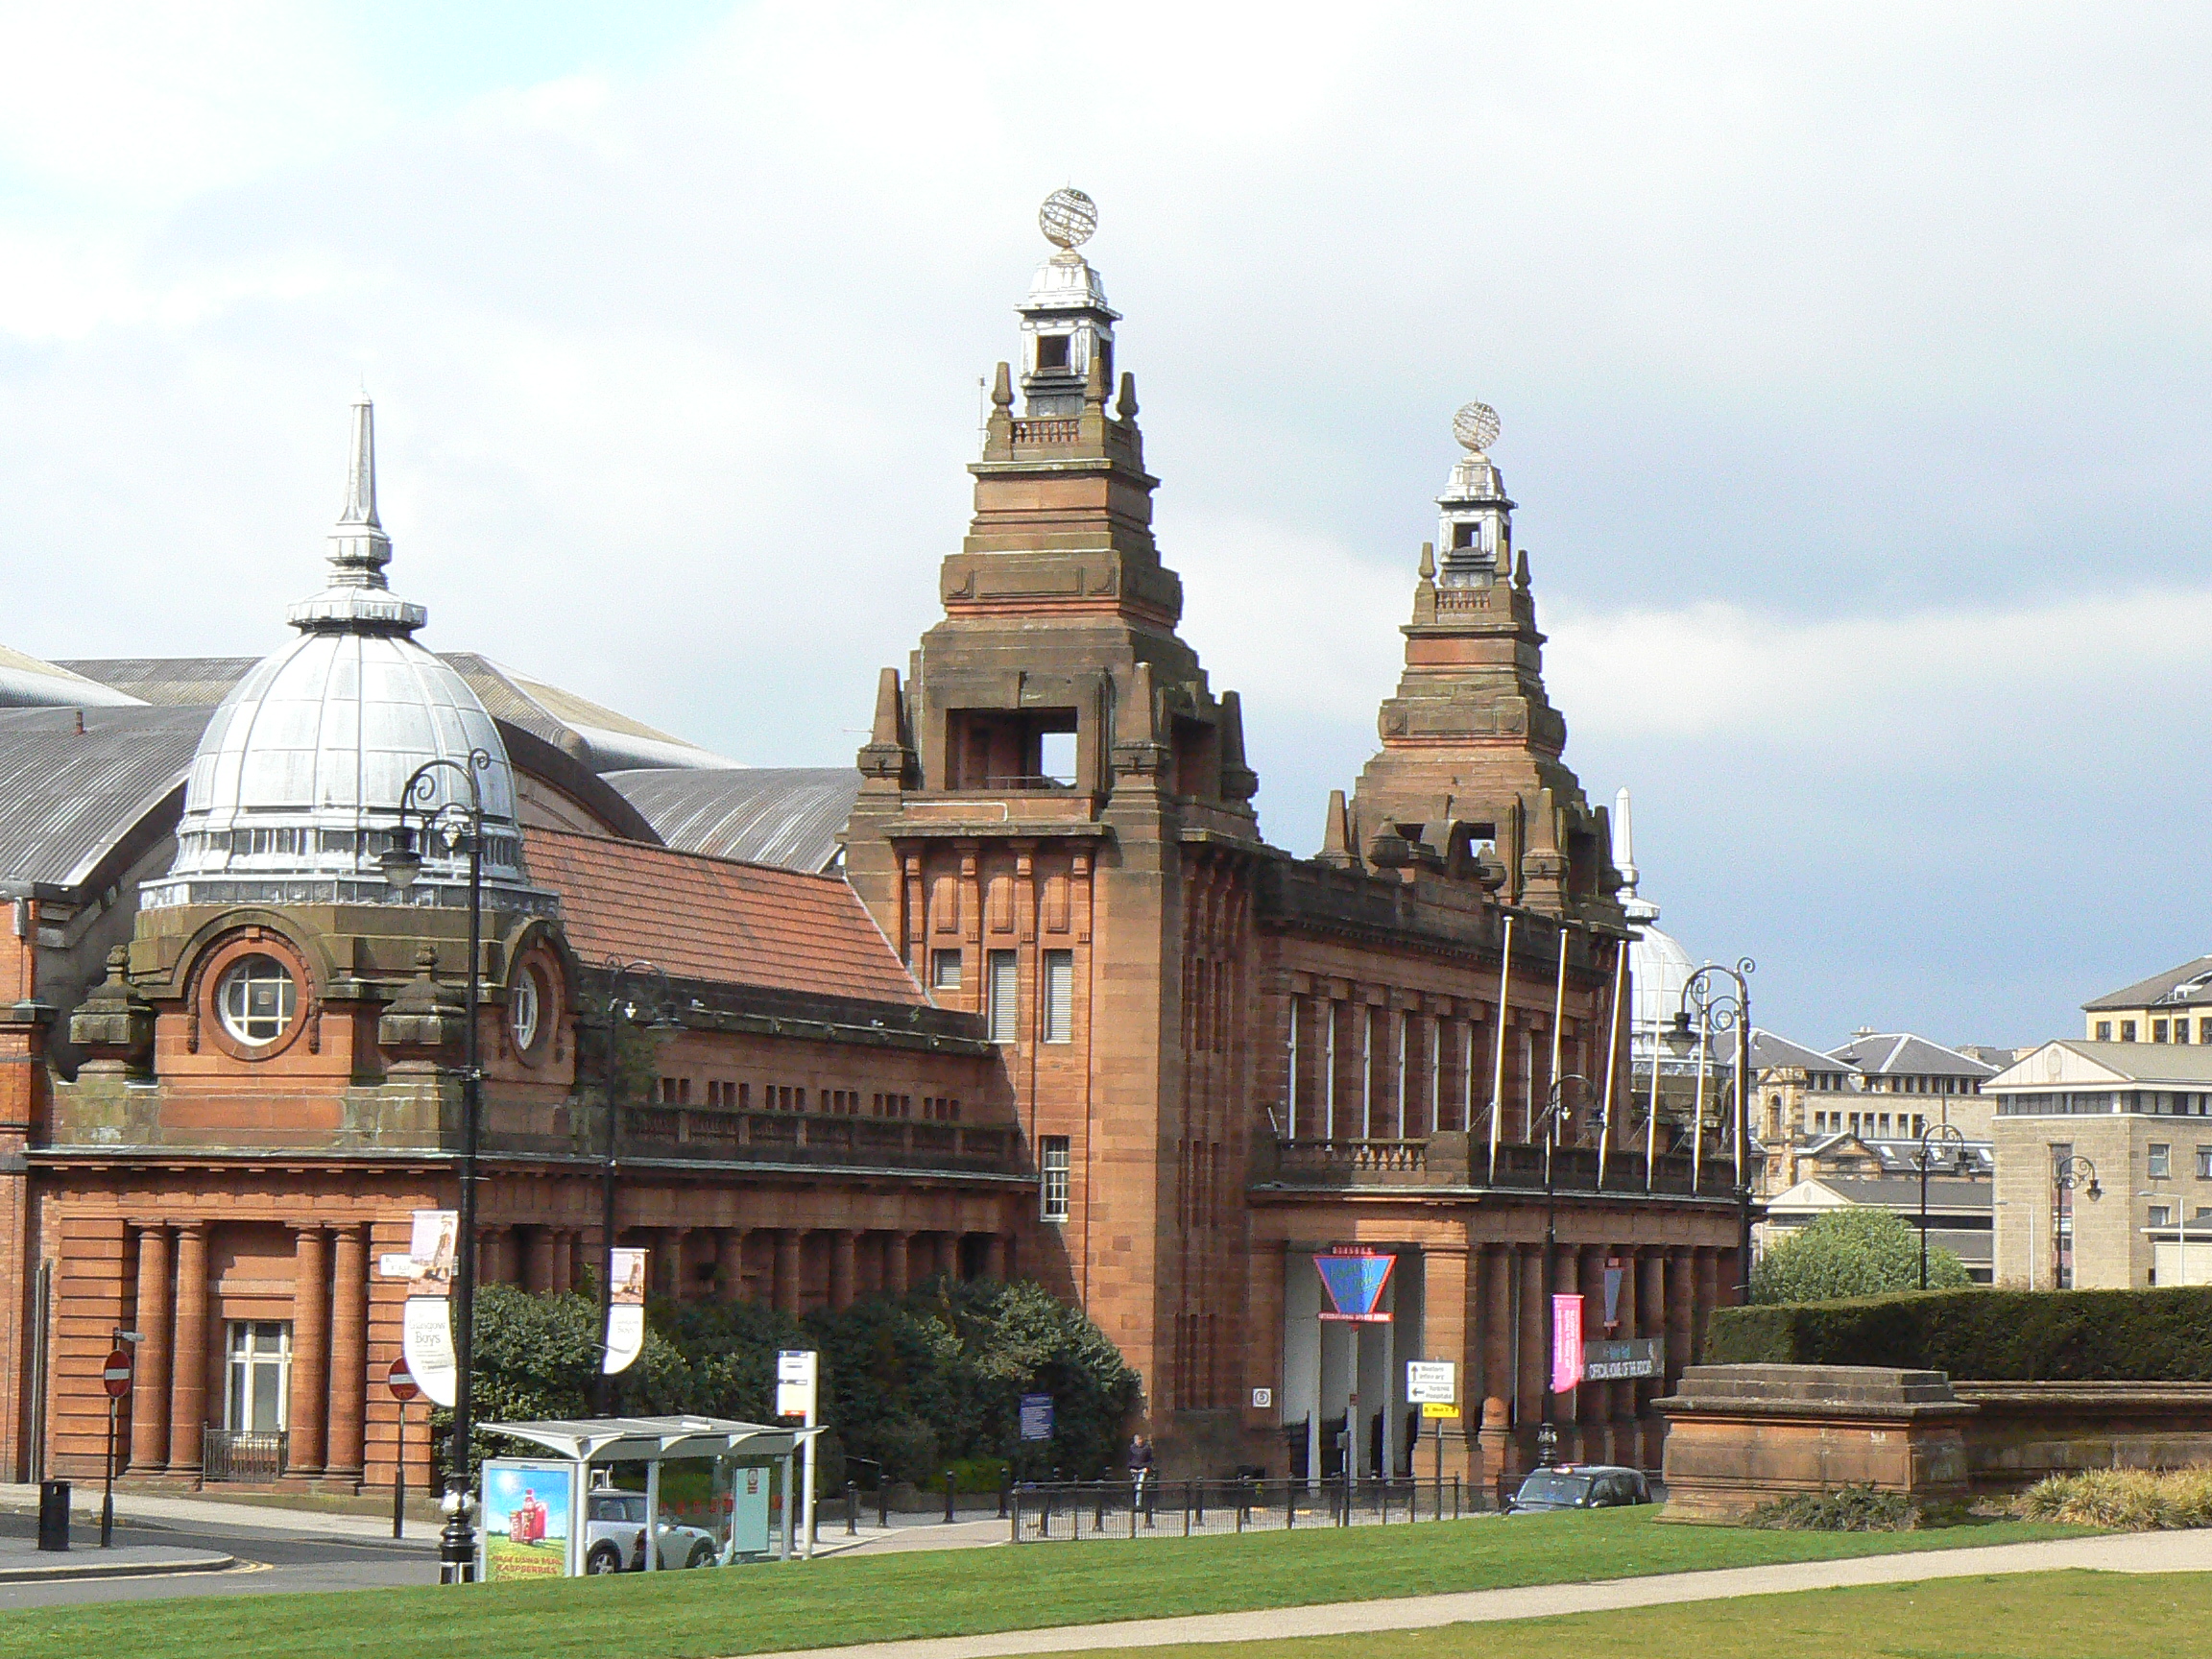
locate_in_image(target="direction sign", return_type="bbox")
[1406,1359,1455,1406]
[101,1348,132,1399]
[1420,1402,1461,1420]
[387,1358,421,1403]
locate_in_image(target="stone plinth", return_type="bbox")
[1654,1364,1978,1522]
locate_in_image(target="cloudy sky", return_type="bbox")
[3,3,2208,1048]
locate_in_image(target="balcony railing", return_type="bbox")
[1260,1133,1742,1198]
[203,1428,286,1483]
[619,1106,1019,1175]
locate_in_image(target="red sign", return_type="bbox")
[102,1348,132,1399]
[1551,1295,1585,1394]
[387,1358,420,1403]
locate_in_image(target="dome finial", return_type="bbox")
[1039,187,1097,252]
[341,389,380,530]
[286,394,425,635]
[1453,401,1500,455]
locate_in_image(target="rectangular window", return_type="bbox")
[2200,1020,2212,1045]
[2200,1147,2212,1180]
[2155,1021,2170,1043]
[2151,1143,2172,1178]
[988,950,1019,1044]
[1041,1135,1071,1221]
[2123,1022,2138,1042]
[931,949,963,992]
[1035,333,1070,371]
[2151,1205,2174,1227]
[226,1321,291,1434]
[2180,1024,2194,1046]
[2096,1021,2112,1040]
[1911,1114,1926,1138]
[1043,950,1074,1044]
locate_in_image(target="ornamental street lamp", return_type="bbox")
[2052,1153,2101,1290]
[1536,1071,1594,1469]
[380,746,492,1586]
[1663,960,1756,1303]
[594,957,678,1413]
[1915,1122,1968,1290]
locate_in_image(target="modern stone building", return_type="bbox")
[2083,956,2212,1046]
[0,201,1744,1494]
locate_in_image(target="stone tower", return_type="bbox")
[844,191,1259,1448]
[1350,405,1621,927]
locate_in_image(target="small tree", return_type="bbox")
[1752,1207,1971,1304]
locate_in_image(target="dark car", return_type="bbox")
[1504,1464,1650,1513]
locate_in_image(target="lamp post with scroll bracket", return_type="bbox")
[1535,1072,1593,1469]
[377,746,492,1585]
[2052,1153,2101,1289]
[1916,1122,1968,1289]
[594,956,679,1412]
[1663,960,1756,1303]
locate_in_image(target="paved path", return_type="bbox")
[0,1483,441,1543]
[744,1529,2212,1659]
[0,1535,232,1583]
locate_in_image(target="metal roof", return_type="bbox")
[605,767,860,875]
[0,644,146,710]
[481,1415,816,1464]
[0,707,209,893]
[2082,956,2212,1012]
[1749,1029,1862,1075]
[1827,1032,1998,1078]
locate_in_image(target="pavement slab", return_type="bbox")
[0,1537,234,1584]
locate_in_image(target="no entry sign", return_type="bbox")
[101,1348,132,1399]
[387,1358,420,1403]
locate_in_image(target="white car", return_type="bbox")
[582,1490,719,1573]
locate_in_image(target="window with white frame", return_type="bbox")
[226,1321,291,1434]
[1043,950,1073,1044]
[1040,1135,1071,1221]
[987,950,1019,1044]
[931,950,963,993]
[2152,1143,2173,1178]
[2150,1205,2175,1227]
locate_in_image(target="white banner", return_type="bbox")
[402,1296,458,1407]
[602,1248,647,1376]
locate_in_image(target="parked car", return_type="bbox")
[1504,1465,1650,1514]
[582,1490,720,1573]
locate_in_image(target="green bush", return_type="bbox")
[1751,1209,1970,1304]
[1707,1286,2212,1380]
[443,1277,1139,1487]
[1743,1482,1921,1531]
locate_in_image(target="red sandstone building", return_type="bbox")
[0,201,1744,1495]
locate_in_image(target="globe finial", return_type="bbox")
[1039,187,1097,252]
[1453,401,1501,455]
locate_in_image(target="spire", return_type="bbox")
[287,392,426,636]
[1614,785,1660,924]
[1316,788,1357,869]
[856,666,916,787]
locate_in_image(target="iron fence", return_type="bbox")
[1008,1475,1483,1542]
[202,1428,286,1483]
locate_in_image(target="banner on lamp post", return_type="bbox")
[1551,1294,1585,1395]
[401,1209,460,1407]
[602,1248,648,1376]
[1603,1261,1624,1331]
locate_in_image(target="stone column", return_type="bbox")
[1612,1247,1640,1467]
[938,1232,960,1281]
[984,1234,1008,1281]
[717,1228,749,1302]
[167,1224,208,1475]
[1478,1244,1513,1409]
[1638,1248,1668,1468]
[326,1224,368,1483]
[774,1230,802,1314]
[1575,1245,1606,1463]
[288,1226,330,1478]
[884,1231,912,1298]
[477,1226,510,1287]
[830,1231,858,1310]
[551,1229,574,1295]
[1514,1242,1544,1470]
[1692,1247,1719,1368]
[1664,1248,1694,1392]
[526,1228,557,1294]
[1419,1246,1476,1482]
[129,1224,172,1473]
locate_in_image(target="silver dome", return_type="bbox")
[143,395,553,916]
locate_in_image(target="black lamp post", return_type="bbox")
[379,747,492,1585]
[2052,1153,2102,1289]
[1535,1071,1593,1469]
[1662,960,1756,1302]
[1915,1122,1968,1290]
[593,957,677,1413]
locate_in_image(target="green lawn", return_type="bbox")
[0,1510,2089,1659]
[1041,1569,2212,1659]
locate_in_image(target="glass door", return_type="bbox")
[226,1321,291,1432]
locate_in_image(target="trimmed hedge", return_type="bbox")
[1705,1286,2212,1381]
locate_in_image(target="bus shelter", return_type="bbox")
[479,1415,821,1581]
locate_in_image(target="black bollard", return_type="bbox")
[943,1468,956,1524]
[36,1480,68,1552]
[846,1480,858,1536]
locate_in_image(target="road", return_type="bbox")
[0,1506,435,1608]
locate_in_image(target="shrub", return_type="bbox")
[1706,1286,2212,1380]
[1743,1482,1921,1531]
[2010,1467,2212,1529]
[1751,1209,1970,1304]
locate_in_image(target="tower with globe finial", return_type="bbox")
[1347,403,1622,926]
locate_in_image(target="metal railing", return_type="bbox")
[1009,1476,1479,1542]
[618,1105,1017,1173]
[202,1429,286,1483]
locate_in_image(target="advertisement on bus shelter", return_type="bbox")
[480,1458,577,1581]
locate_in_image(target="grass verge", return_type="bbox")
[1035,1568,2212,1659]
[0,1508,2089,1659]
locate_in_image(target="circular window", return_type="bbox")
[511,965,546,1052]
[217,954,297,1046]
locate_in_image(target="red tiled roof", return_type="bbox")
[525,828,923,1006]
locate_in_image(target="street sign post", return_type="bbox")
[389,1358,421,1540]
[1405,1358,1456,1486]
[100,1345,132,1548]
[777,1351,819,1560]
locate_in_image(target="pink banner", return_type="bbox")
[1551,1294,1585,1394]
